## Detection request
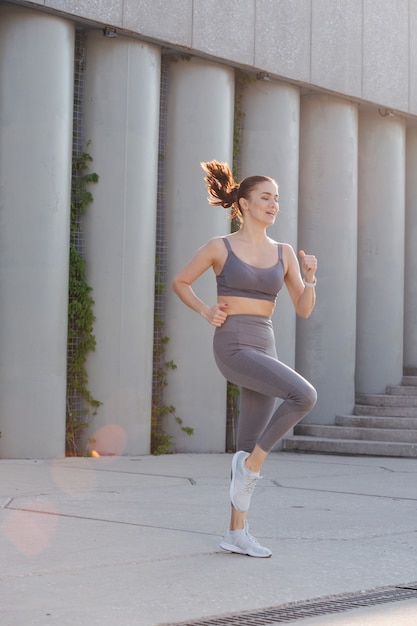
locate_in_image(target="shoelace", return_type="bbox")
[246,532,260,545]
[244,525,261,545]
[242,474,260,495]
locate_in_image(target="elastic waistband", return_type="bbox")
[226,314,271,322]
[217,314,273,332]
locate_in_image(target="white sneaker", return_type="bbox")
[230,450,260,512]
[220,521,272,558]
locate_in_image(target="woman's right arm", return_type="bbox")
[172,239,229,327]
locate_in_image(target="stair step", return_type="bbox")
[282,436,417,458]
[336,415,417,430]
[295,424,417,443]
[284,374,417,458]
[354,405,417,417]
[402,373,417,384]
[386,385,417,396]
[356,393,417,407]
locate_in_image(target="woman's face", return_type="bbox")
[243,181,279,225]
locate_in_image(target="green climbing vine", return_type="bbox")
[233,70,250,178]
[226,70,255,451]
[66,149,101,456]
[151,266,194,455]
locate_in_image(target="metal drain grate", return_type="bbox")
[166,583,417,625]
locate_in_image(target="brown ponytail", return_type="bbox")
[201,160,277,224]
[201,160,238,207]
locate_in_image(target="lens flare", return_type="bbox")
[1,500,58,558]
[88,424,127,457]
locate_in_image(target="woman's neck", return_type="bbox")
[235,223,269,244]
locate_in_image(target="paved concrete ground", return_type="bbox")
[1,452,417,625]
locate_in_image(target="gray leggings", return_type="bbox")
[213,314,317,453]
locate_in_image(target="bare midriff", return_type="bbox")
[217,295,275,318]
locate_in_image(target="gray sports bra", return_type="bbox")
[216,238,285,303]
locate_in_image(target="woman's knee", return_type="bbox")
[291,381,317,413]
[302,384,317,412]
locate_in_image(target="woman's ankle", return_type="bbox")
[245,447,267,473]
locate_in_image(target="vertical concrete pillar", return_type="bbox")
[297,94,358,423]
[164,56,233,452]
[0,6,74,458]
[83,32,160,455]
[404,127,417,370]
[240,78,300,367]
[356,110,405,393]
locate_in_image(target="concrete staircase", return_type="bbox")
[282,374,417,458]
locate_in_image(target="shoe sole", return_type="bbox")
[230,451,248,513]
[219,540,272,558]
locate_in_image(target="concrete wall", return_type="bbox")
[81,31,160,455]
[163,57,233,452]
[8,0,417,115]
[1,0,417,457]
[356,110,406,393]
[297,94,358,421]
[0,5,74,458]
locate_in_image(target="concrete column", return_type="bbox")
[356,110,405,393]
[297,94,358,424]
[240,78,300,367]
[164,56,233,452]
[0,5,74,458]
[83,32,160,455]
[404,127,417,370]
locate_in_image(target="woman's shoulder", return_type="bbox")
[280,242,297,260]
[267,237,293,251]
[273,242,296,271]
[206,235,228,249]
[275,241,295,252]
[199,236,228,261]
[200,236,229,272]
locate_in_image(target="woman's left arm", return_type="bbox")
[283,244,317,319]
